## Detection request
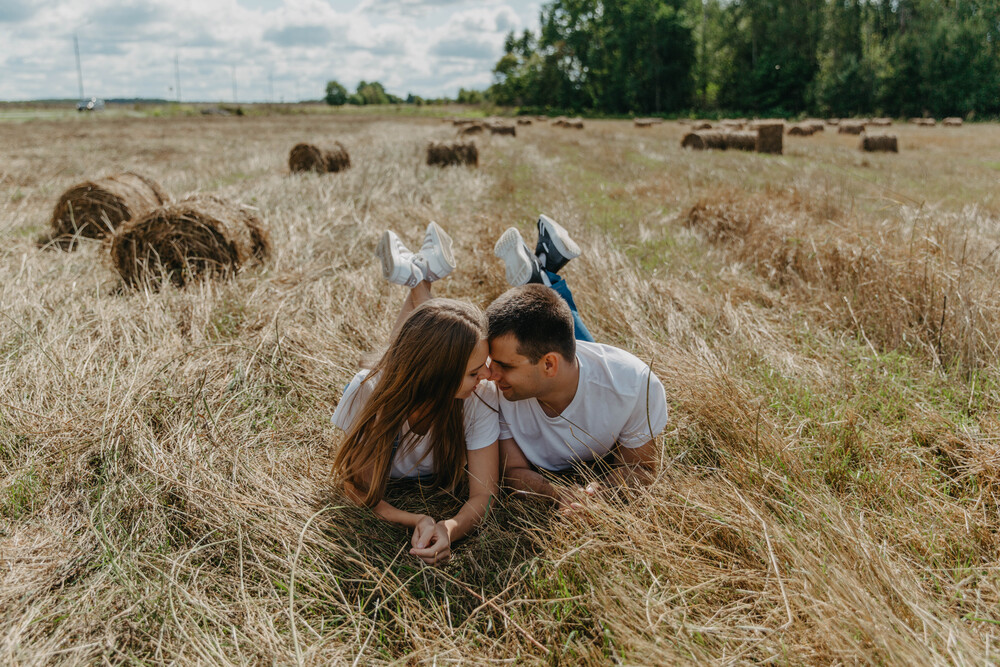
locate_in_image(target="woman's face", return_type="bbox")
[455,339,491,399]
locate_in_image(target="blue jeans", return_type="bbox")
[546,271,595,342]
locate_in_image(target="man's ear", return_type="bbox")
[541,351,560,377]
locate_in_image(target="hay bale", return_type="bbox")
[726,131,758,151]
[755,123,784,154]
[868,118,892,126]
[838,122,865,135]
[803,119,825,132]
[634,118,656,128]
[110,194,271,288]
[826,118,840,125]
[452,119,478,126]
[910,117,936,126]
[516,118,532,125]
[426,141,478,168]
[288,142,350,173]
[553,118,584,129]
[720,119,745,130]
[861,135,898,153]
[787,124,816,136]
[943,117,963,127]
[44,172,169,248]
[459,124,484,137]
[490,124,516,136]
[692,121,713,130]
[681,131,728,150]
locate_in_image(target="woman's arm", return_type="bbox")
[409,442,499,565]
[344,479,436,531]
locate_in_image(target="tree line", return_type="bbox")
[489,0,1000,117]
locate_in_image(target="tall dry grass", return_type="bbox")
[1,112,999,664]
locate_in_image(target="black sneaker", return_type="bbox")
[534,214,581,274]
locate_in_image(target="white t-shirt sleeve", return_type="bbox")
[331,370,373,432]
[464,381,501,450]
[617,367,668,448]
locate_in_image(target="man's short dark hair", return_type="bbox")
[485,284,576,363]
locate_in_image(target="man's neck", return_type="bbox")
[536,358,580,417]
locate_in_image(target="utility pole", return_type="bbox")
[231,65,238,103]
[269,71,274,103]
[74,33,84,100]
[175,53,181,103]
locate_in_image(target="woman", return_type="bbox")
[332,222,498,566]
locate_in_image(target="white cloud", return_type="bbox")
[0,0,540,101]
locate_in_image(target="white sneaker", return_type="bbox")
[375,230,424,287]
[494,227,543,286]
[412,221,456,282]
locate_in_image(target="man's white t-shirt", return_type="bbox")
[498,341,668,471]
[332,370,500,479]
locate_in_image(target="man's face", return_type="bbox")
[487,333,543,401]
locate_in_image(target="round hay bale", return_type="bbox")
[110,194,271,288]
[787,124,816,136]
[681,131,728,150]
[452,119,478,126]
[838,122,865,135]
[45,172,168,248]
[720,119,745,130]
[942,117,963,127]
[692,121,713,130]
[459,124,484,137]
[490,124,516,136]
[426,141,478,168]
[754,123,784,154]
[288,142,350,173]
[516,118,533,125]
[562,118,584,129]
[725,131,758,151]
[634,118,656,128]
[861,134,898,153]
[826,118,840,125]
[868,117,893,126]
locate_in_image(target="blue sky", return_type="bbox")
[0,0,541,101]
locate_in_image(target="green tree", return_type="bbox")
[324,80,348,105]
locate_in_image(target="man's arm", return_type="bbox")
[500,437,583,509]
[596,439,656,488]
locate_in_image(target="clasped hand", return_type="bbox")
[410,515,451,565]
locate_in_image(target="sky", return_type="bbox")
[0,0,542,102]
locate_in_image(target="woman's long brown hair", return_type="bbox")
[332,298,487,506]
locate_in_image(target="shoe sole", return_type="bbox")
[494,227,533,286]
[538,214,581,260]
[375,230,409,284]
[424,221,456,277]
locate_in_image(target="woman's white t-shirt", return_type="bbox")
[331,370,500,479]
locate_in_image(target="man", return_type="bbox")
[486,216,669,508]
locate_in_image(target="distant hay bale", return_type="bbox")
[861,134,898,153]
[634,118,656,128]
[755,123,784,154]
[516,118,532,125]
[720,119,745,130]
[44,172,169,249]
[681,131,729,150]
[288,142,350,173]
[452,119,478,126]
[910,118,936,126]
[459,124,484,137]
[787,124,816,136]
[726,131,758,151]
[426,141,478,167]
[803,119,825,132]
[838,122,865,135]
[490,124,516,136]
[868,118,893,126]
[692,121,713,130]
[110,195,271,288]
[826,118,840,125]
[553,118,584,129]
[943,117,963,127]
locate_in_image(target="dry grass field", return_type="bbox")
[2,110,1000,664]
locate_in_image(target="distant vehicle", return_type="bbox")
[76,97,105,111]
